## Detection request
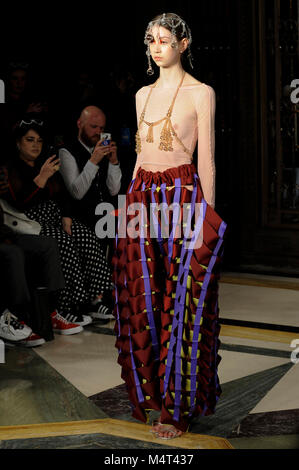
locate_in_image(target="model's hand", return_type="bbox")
[62,217,72,235]
[34,155,60,187]
[106,141,119,165]
[90,139,113,165]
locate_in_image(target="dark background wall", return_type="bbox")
[0,1,236,93]
[1,1,297,274]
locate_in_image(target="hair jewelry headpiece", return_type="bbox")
[144,12,193,75]
[18,118,44,128]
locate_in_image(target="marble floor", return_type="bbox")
[0,271,298,451]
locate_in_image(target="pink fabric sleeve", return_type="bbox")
[196,85,216,209]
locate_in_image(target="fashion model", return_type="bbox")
[112,12,227,439]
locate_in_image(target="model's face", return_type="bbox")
[148,25,181,69]
[79,115,106,147]
[18,129,43,163]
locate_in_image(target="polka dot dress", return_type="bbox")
[24,200,112,315]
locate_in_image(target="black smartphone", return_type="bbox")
[45,145,57,159]
[37,145,59,171]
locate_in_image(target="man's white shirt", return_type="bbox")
[59,139,122,200]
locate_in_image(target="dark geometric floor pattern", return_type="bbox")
[1,325,299,449]
[228,409,299,438]
[89,360,296,440]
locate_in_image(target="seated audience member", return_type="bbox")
[0,184,81,345]
[58,106,122,231]
[0,62,49,162]
[1,118,114,322]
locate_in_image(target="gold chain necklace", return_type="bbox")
[135,72,192,157]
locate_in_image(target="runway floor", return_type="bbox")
[0,271,298,450]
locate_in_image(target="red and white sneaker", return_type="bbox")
[51,311,83,335]
[19,330,46,347]
[0,310,32,342]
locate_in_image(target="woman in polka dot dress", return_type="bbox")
[3,119,113,325]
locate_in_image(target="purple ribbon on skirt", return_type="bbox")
[189,220,227,416]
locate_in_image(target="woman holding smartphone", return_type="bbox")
[2,118,113,329]
[112,13,228,439]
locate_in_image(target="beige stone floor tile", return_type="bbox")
[250,362,299,413]
[218,350,289,384]
[35,331,122,397]
[219,283,299,327]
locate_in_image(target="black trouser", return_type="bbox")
[0,234,65,316]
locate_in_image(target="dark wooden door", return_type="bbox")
[236,0,299,274]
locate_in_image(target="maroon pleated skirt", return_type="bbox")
[112,163,227,432]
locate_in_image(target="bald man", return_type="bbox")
[58,105,122,230]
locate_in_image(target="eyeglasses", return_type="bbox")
[19,119,44,127]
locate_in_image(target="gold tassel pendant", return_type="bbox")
[159,118,173,152]
[135,129,141,154]
[146,123,154,143]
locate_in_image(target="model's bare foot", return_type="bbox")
[155,424,183,440]
[150,419,162,433]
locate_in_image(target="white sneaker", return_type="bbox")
[0,309,32,341]
[89,303,114,320]
[63,313,93,327]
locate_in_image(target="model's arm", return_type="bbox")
[59,148,99,200]
[132,89,144,180]
[196,85,216,209]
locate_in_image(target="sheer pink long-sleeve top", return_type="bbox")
[132,82,216,208]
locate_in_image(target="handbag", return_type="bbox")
[0,198,41,235]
